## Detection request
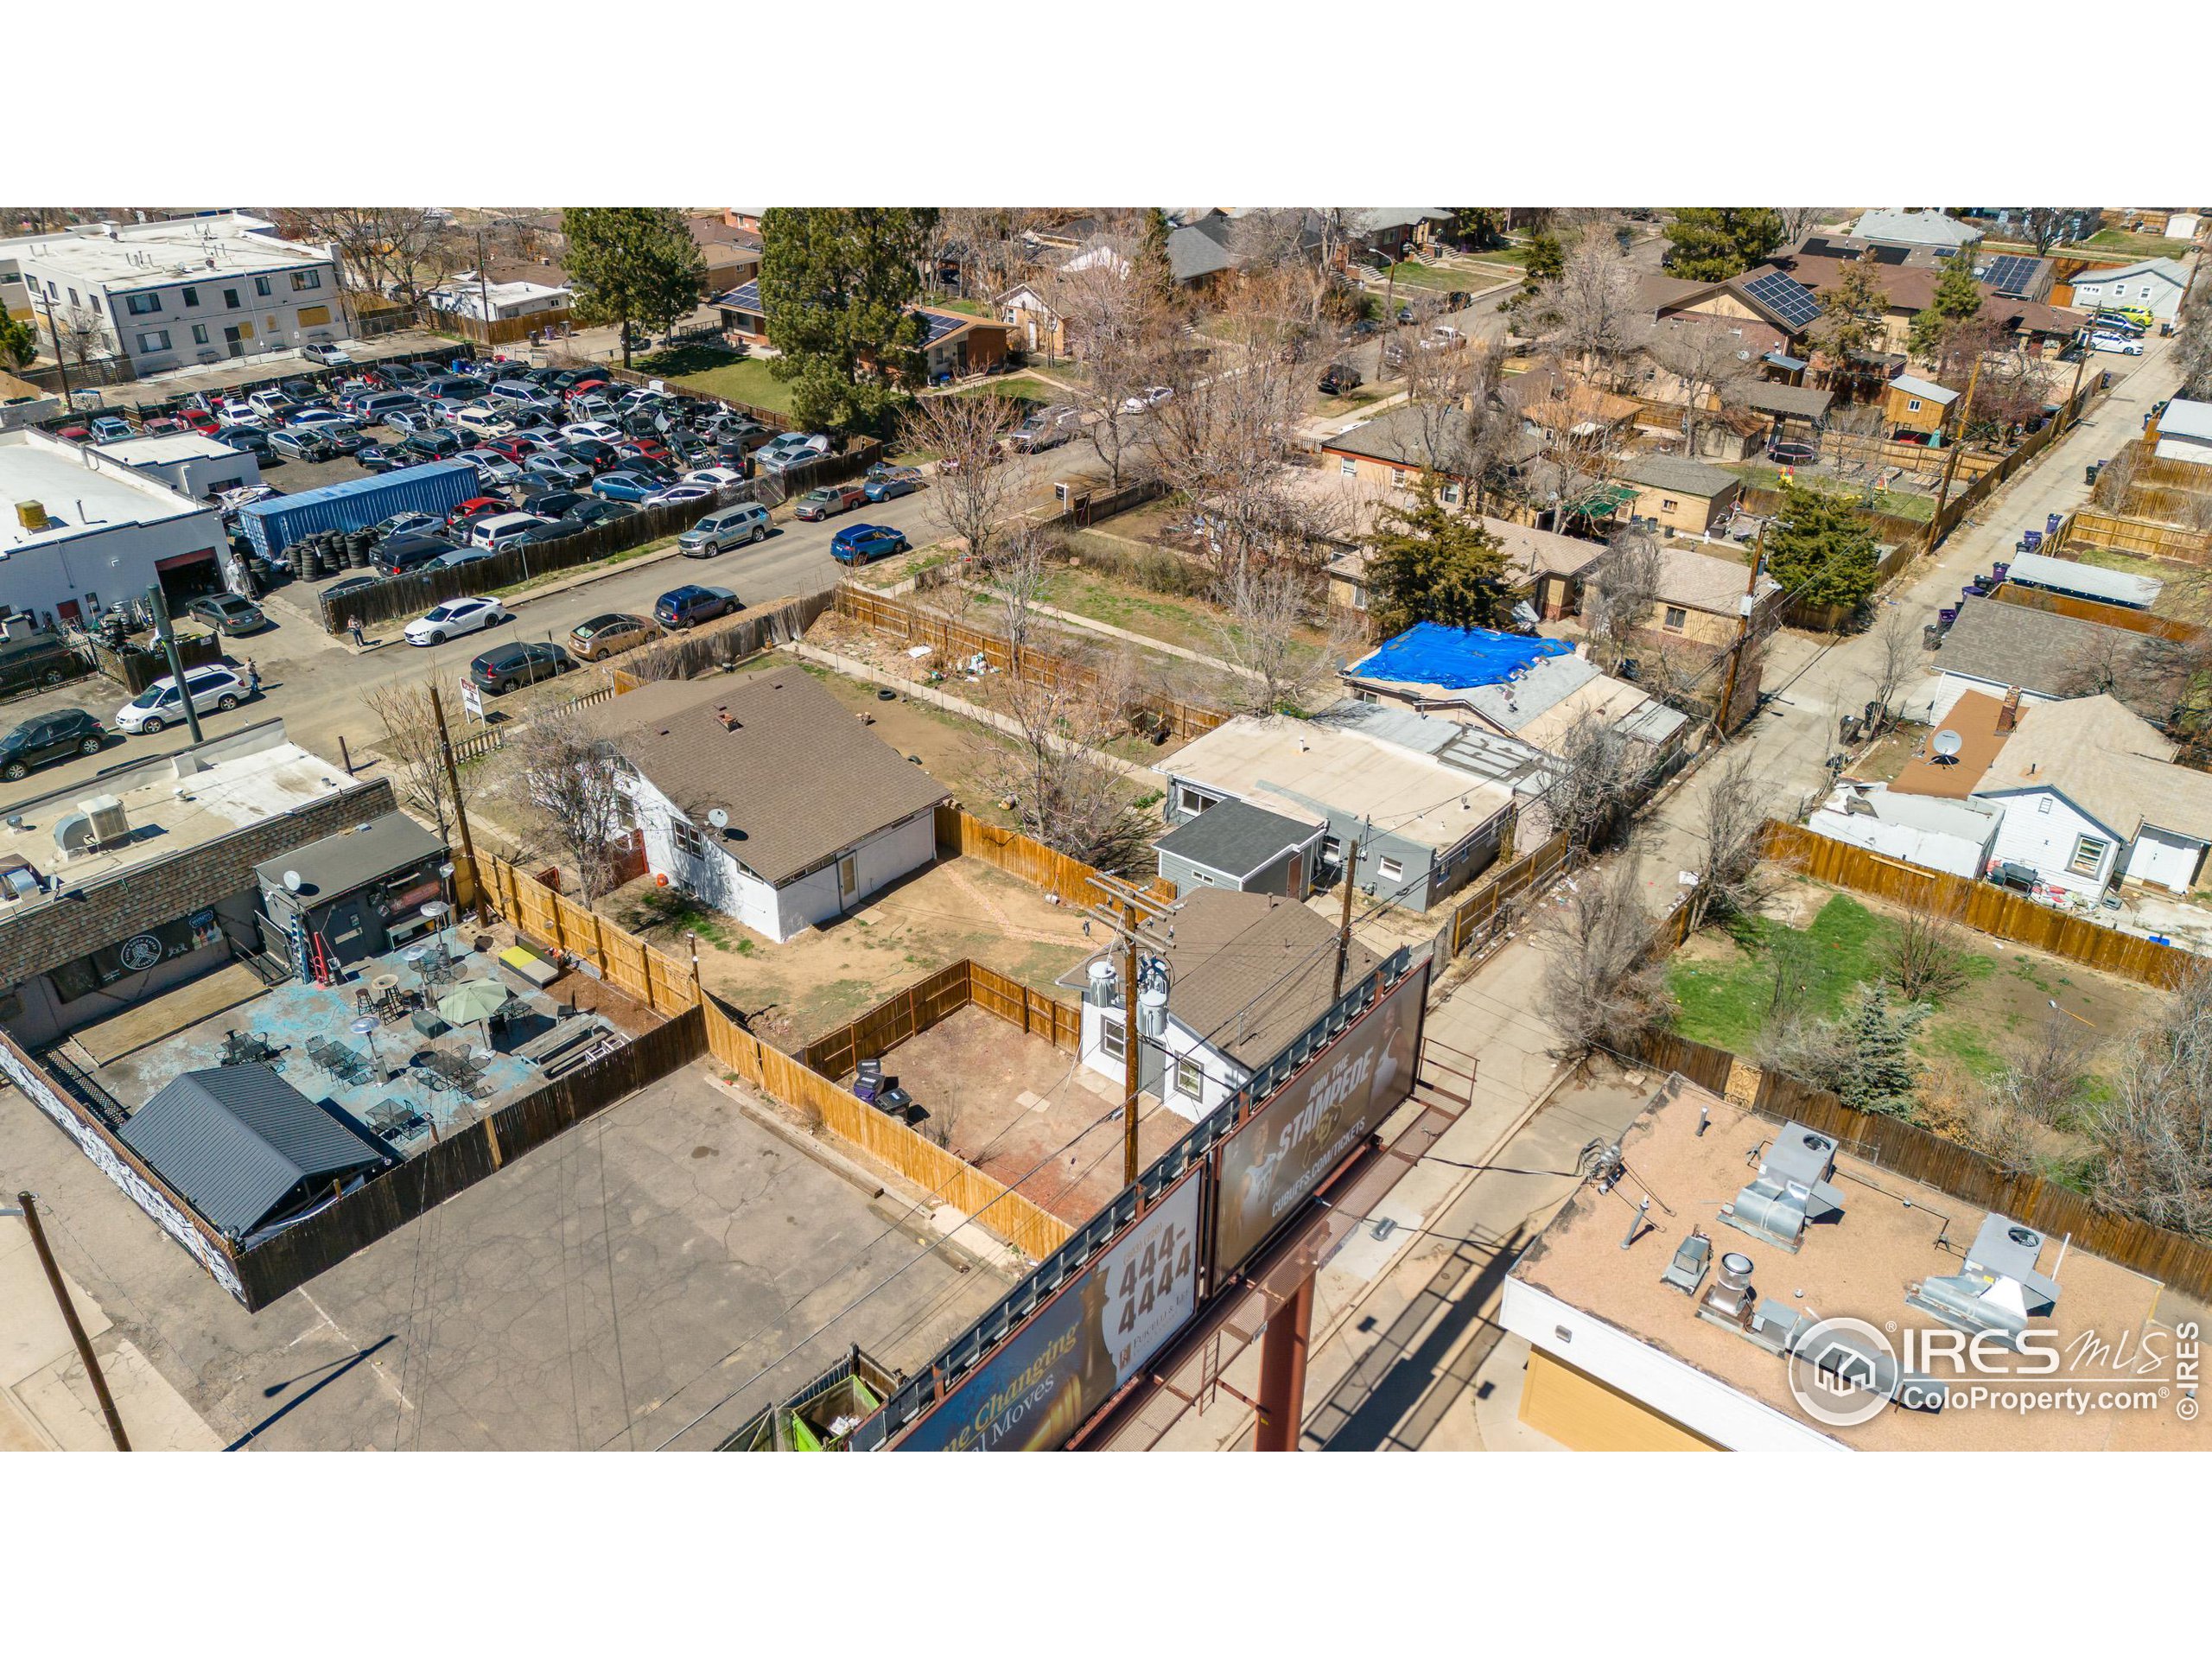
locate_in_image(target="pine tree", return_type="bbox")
[1663,209,1788,281]
[1365,474,1524,635]
[1908,257,1986,360]
[1837,983,1927,1119]
[0,312,35,371]
[561,208,704,368]
[1764,484,1881,612]
[759,208,940,434]
[1807,250,1890,367]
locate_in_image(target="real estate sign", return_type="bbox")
[1212,959,1429,1276]
[894,1173,1203,1452]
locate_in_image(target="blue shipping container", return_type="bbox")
[238,460,482,557]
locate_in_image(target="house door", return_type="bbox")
[1284,850,1305,898]
[223,326,245,359]
[837,852,858,901]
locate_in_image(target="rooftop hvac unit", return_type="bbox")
[0,855,39,902]
[1905,1212,2063,1350]
[1719,1122,1847,1252]
[52,812,95,857]
[76,794,130,846]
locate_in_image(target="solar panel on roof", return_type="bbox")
[1741,270,1823,331]
[1979,255,2039,296]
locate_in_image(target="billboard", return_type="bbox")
[894,1174,1202,1452]
[1213,960,1428,1276]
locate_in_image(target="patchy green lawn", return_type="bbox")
[1385,261,1465,292]
[1030,564,1329,666]
[932,297,991,318]
[952,375,1060,408]
[1729,462,1938,523]
[632,347,798,416]
[1670,894,1897,1053]
[2075,228,2195,260]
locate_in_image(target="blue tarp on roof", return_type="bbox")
[1346,622,1573,690]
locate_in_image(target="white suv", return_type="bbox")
[116,665,248,734]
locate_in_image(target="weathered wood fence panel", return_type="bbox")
[1442,829,1571,958]
[1990,579,2206,643]
[1637,1029,2212,1302]
[2066,506,2212,564]
[1763,820,2194,989]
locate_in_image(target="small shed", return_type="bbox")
[1885,373,1957,438]
[119,1064,387,1241]
[1154,799,1325,900]
[2002,551,2162,610]
[255,811,449,975]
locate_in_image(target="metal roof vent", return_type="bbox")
[1719,1123,1846,1253]
[1662,1229,1711,1296]
[1696,1249,1758,1331]
[1905,1212,2062,1350]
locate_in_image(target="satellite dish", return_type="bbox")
[1932,729,1963,760]
[707,808,729,830]
[282,870,302,891]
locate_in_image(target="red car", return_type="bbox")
[141,416,188,436]
[180,408,222,435]
[484,436,537,462]
[616,437,671,464]
[445,495,510,528]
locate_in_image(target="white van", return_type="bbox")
[678,502,771,557]
[470,512,550,550]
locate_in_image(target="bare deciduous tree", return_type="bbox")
[902,391,1025,563]
[363,678,476,849]
[512,702,633,903]
[1046,243,1176,488]
[2093,967,2212,1238]
[1865,605,1924,734]
[1688,745,1772,931]
[294,207,464,303]
[1775,207,1833,248]
[1535,854,1675,1061]
[1397,333,1516,498]
[1879,887,1969,1001]
[1581,526,1665,668]
[1547,714,1647,855]
[1207,558,1349,716]
[1534,228,1647,389]
[1648,317,1756,456]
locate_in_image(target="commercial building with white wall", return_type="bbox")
[92,432,261,502]
[596,673,950,945]
[0,428,238,623]
[0,213,344,378]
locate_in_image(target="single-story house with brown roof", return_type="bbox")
[596,672,951,943]
[1612,543,1783,649]
[1616,455,1742,536]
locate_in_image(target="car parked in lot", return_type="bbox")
[404,595,508,645]
[0,708,105,781]
[1318,363,1363,395]
[468,512,550,551]
[590,471,663,503]
[372,512,442,543]
[679,502,772,556]
[467,639,574,694]
[796,482,868,521]
[116,665,248,734]
[90,415,136,443]
[457,448,525,487]
[522,453,593,489]
[642,483,712,509]
[568,612,663,662]
[681,466,748,491]
[562,420,625,446]
[519,488,590,520]
[354,443,404,473]
[830,523,910,566]
[302,342,355,367]
[445,495,512,529]
[186,594,268,635]
[563,499,636,529]
[430,545,503,571]
[2089,331,2145,356]
[287,404,351,429]
[0,632,90,699]
[753,432,833,471]
[1118,385,1174,413]
[654,584,740,629]
[373,534,454,575]
[269,427,336,462]
[862,467,925,502]
[213,424,276,461]
[401,429,465,462]
[383,406,442,436]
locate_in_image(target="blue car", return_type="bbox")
[653,584,741,629]
[591,470,660,503]
[862,467,925,502]
[830,524,911,566]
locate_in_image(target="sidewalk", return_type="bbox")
[2,1216,219,1452]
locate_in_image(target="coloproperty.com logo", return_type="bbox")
[1786,1316,2202,1429]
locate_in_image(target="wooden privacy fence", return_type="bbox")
[1821,429,2002,481]
[1762,820,2196,990]
[833,584,1230,741]
[1928,373,2103,550]
[934,804,1172,910]
[2113,435,2212,495]
[451,679,622,764]
[802,958,1082,1081]
[1991,580,2206,643]
[229,1008,704,1309]
[1440,827,1571,959]
[609,590,835,687]
[701,1003,1073,1262]
[474,853,703,1016]
[2065,506,2212,564]
[1637,1030,2212,1303]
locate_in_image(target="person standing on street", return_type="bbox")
[348,614,365,647]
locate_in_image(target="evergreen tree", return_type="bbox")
[1837,983,1927,1119]
[1908,256,1986,360]
[561,208,704,368]
[0,312,35,371]
[1764,485,1881,612]
[1663,208,1788,281]
[1450,208,1504,249]
[1366,474,1524,635]
[1807,249,1889,367]
[759,207,939,434]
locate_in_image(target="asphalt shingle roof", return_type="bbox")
[1152,889,1381,1068]
[600,674,950,887]
[1932,599,2145,699]
[1155,800,1316,881]
[119,1065,385,1240]
[1619,455,1741,498]
[1976,694,2212,843]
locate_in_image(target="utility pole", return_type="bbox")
[9,1192,130,1451]
[474,229,493,353]
[428,685,486,925]
[1934,353,1985,518]
[1713,522,1764,741]
[144,587,203,744]
[1085,875,1179,1198]
[1332,838,1363,999]
[35,283,73,410]
[2062,339,2089,433]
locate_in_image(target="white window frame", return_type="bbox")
[1906,398,1922,413]
[1177,784,1218,816]
[136,329,170,353]
[290,269,322,292]
[1173,1054,1205,1101]
[124,292,162,316]
[1377,855,1404,882]
[1100,1015,1127,1063]
[2069,835,2107,876]
[671,817,708,861]
[1338,456,1357,478]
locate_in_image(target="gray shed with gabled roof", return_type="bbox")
[119,1064,387,1240]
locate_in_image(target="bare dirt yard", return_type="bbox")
[608,856,1095,1050]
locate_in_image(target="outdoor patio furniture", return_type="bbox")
[410,1009,451,1039]
[220,1029,276,1067]
[366,1098,429,1144]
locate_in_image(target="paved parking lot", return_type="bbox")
[0,1063,1017,1450]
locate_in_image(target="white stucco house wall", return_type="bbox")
[594,673,951,945]
[2066,257,2190,323]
